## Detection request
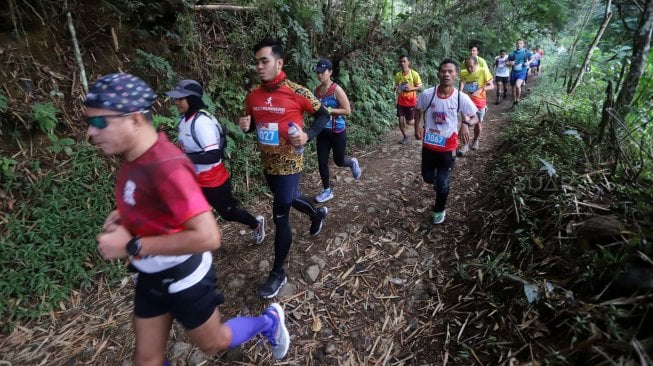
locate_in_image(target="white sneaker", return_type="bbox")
[315,188,334,203]
[252,215,265,244]
[471,139,480,150]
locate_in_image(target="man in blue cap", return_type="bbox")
[86,73,289,364]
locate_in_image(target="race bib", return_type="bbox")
[257,123,279,145]
[513,64,522,71]
[497,66,507,74]
[463,82,479,93]
[424,131,446,147]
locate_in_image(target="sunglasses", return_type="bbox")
[85,111,146,129]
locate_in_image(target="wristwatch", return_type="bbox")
[463,120,472,126]
[126,236,142,257]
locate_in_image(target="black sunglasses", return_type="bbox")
[85,111,146,129]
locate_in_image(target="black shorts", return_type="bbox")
[134,257,224,330]
[396,105,416,120]
[495,76,509,84]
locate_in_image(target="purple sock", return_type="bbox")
[226,315,274,348]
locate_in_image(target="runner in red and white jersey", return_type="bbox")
[414,59,478,225]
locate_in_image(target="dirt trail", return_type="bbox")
[0,88,518,365]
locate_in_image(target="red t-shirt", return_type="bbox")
[246,79,321,175]
[116,133,211,238]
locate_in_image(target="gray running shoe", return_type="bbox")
[252,215,265,244]
[262,303,290,359]
[351,158,362,180]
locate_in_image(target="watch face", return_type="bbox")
[127,238,141,256]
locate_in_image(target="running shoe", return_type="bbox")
[315,188,334,203]
[351,158,362,180]
[263,303,290,359]
[258,271,287,299]
[399,136,409,145]
[431,211,446,224]
[512,101,519,108]
[494,100,500,105]
[457,143,469,157]
[471,139,480,150]
[309,207,328,236]
[252,215,266,244]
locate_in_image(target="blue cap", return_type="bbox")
[314,59,333,73]
[84,73,156,113]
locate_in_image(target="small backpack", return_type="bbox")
[183,109,228,160]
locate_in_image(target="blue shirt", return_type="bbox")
[314,83,346,133]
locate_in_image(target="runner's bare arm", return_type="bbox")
[332,86,351,116]
[97,211,221,260]
[414,109,423,140]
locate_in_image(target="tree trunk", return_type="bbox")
[615,0,653,117]
[568,0,613,95]
[565,0,599,91]
[596,80,614,144]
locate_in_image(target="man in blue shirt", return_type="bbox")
[507,39,533,107]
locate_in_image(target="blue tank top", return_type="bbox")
[314,83,346,133]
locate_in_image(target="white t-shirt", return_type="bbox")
[177,112,222,174]
[495,56,510,77]
[417,86,477,152]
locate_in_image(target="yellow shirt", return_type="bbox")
[460,66,493,108]
[394,69,422,106]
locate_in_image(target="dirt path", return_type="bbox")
[0,90,518,365]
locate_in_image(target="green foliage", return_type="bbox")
[133,49,176,89]
[32,102,58,133]
[0,157,18,180]
[0,144,123,329]
[0,90,8,112]
[47,134,75,156]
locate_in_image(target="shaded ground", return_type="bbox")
[0,87,521,365]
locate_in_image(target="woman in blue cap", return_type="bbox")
[312,58,361,203]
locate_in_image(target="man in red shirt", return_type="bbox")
[86,73,289,364]
[238,38,330,299]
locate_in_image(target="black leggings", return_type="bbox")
[201,178,258,229]
[265,173,321,274]
[421,148,456,212]
[316,130,353,189]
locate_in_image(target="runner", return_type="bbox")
[414,60,478,224]
[86,73,289,364]
[507,39,533,107]
[458,56,494,155]
[238,38,330,299]
[468,45,489,70]
[493,49,510,105]
[394,55,422,145]
[312,59,362,203]
[530,45,543,76]
[166,79,266,245]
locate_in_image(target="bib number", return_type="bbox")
[513,64,522,71]
[463,82,479,93]
[424,131,446,147]
[257,123,279,145]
